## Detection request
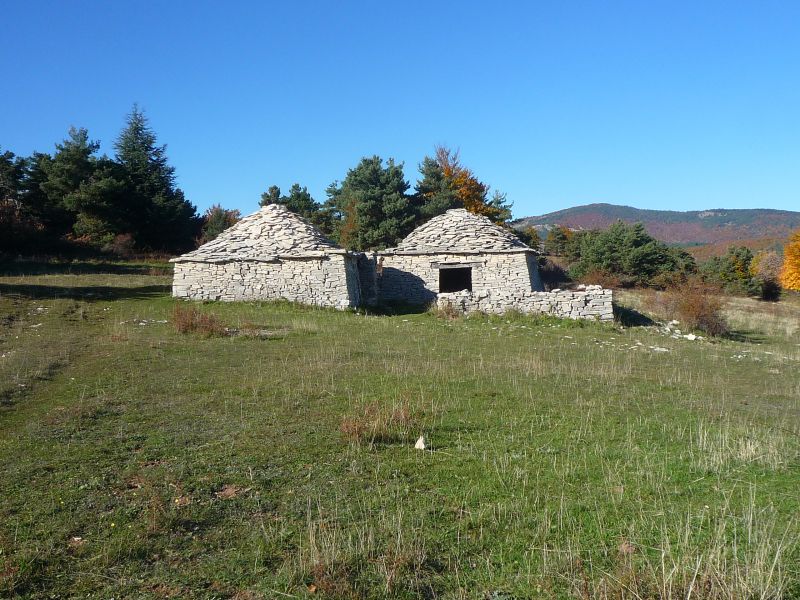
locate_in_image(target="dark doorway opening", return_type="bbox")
[439,267,472,293]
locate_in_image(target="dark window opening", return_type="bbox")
[439,267,472,293]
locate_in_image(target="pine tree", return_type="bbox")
[260,185,281,207]
[414,146,512,224]
[414,156,460,221]
[114,105,199,251]
[0,148,27,249]
[324,156,414,250]
[260,183,319,219]
[200,204,241,243]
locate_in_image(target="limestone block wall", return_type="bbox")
[436,285,614,321]
[172,254,360,309]
[378,252,542,304]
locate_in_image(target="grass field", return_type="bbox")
[1,263,799,599]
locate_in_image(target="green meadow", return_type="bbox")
[1,263,798,599]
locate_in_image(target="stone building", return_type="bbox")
[171,204,361,308]
[376,208,544,304]
[171,204,612,321]
[376,208,613,321]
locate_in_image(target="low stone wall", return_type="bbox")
[436,285,614,321]
[172,254,360,309]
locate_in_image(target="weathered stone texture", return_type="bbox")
[377,252,543,304]
[171,204,361,309]
[390,208,529,253]
[170,205,613,321]
[172,255,359,309]
[436,286,614,321]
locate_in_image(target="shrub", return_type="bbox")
[538,257,571,290]
[172,305,225,337]
[101,233,136,257]
[649,270,688,290]
[651,279,729,337]
[568,221,696,287]
[575,268,622,289]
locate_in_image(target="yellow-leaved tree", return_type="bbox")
[779,229,800,291]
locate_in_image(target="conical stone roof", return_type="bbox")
[172,204,345,263]
[384,208,531,254]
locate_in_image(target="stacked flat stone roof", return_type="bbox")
[383,208,532,255]
[172,204,345,263]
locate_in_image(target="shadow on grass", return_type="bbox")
[613,303,656,327]
[0,260,172,276]
[362,301,428,316]
[722,329,767,344]
[0,283,171,301]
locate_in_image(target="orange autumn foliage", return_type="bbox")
[779,229,800,291]
[434,146,507,222]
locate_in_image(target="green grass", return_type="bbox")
[1,265,799,599]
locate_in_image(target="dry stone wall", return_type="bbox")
[378,252,542,304]
[436,285,614,321]
[172,255,360,309]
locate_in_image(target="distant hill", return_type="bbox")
[513,203,800,246]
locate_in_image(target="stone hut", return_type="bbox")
[376,208,613,321]
[376,208,544,304]
[171,204,361,309]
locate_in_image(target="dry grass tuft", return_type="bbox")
[172,304,226,337]
[427,300,463,320]
[339,401,417,445]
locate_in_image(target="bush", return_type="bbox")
[650,279,729,337]
[567,221,696,287]
[575,268,622,289]
[172,305,225,337]
[101,233,136,257]
[538,257,571,290]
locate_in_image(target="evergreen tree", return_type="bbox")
[0,149,24,206]
[414,156,460,221]
[260,185,281,207]
[700,245,760,295]
[200,204,241,243]
[413,147,512,224]
[68,157,130,244]
[569,221,695,286]
[324,156,414,250]
[0,149,27,249]
[515,226,542,249]
[544,225,571,255]
[39,127,99,236]
[113,105,199,251]
[260,183,320,219]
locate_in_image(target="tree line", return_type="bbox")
[256,146,512,251]
[1,106,199,254]
[2,108,515,256]
[538,222,800,296]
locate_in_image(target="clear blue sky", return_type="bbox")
[2,1,798,218]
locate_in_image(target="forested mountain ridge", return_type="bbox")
[513,203,800,245]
